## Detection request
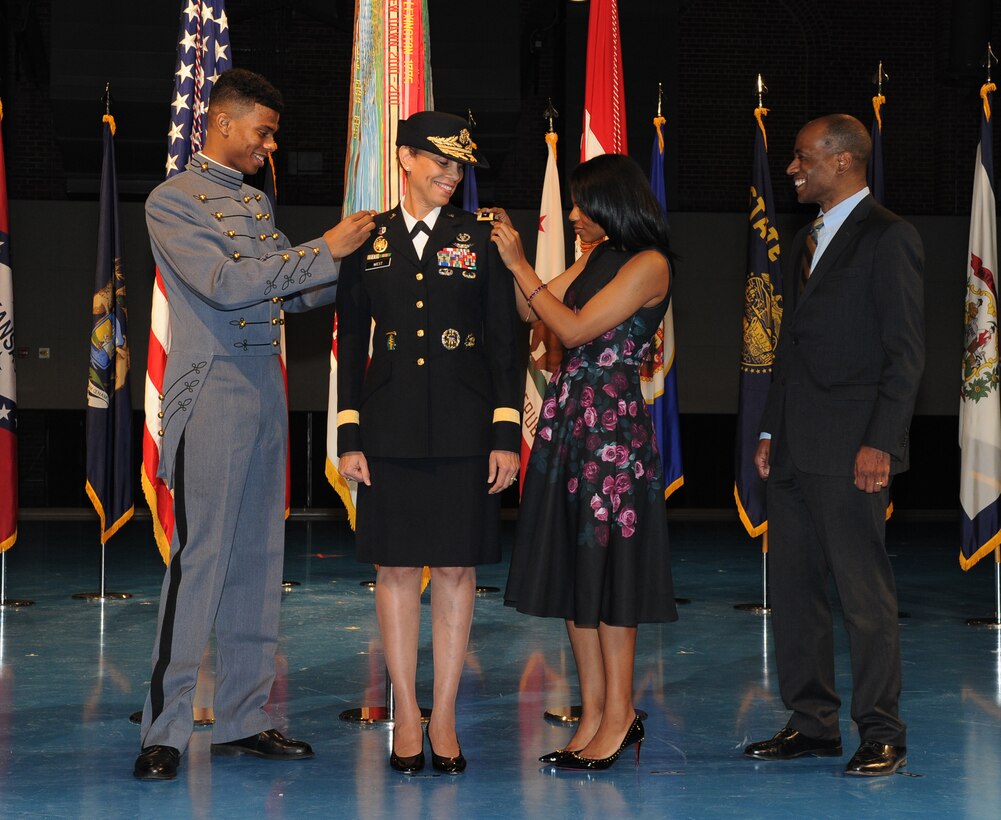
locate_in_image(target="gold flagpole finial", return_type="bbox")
[871,61,888,95]
[656,82,664,118]
[102,82,116,136]
[985,43,998,84]
[543,98,559,134]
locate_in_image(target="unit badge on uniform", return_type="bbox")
[373,236,389,253]
[386,331,398,351]
[456,232,471,243]
[441,328,461,350]
[378,225,388,235]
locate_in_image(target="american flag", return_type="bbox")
[142,0,231,562]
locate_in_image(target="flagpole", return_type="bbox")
[0,552,33,608]
[74,83,131,603]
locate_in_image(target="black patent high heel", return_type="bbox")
[554,716,644,771]
[539,748,582,764]
[390,726,426,774]
[428,735,467,774]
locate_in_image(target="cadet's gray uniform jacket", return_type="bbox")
[146,154,340,487]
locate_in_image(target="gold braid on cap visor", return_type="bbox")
[427,128,478,164]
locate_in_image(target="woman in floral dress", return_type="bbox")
[491,153,677,770]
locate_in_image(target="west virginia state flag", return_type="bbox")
[85,113,134,543]
[734,109,782,537]
[960,82,1001,571]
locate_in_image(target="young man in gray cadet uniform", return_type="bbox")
[134,68,375,781]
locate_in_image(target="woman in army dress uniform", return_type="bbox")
[335,112,521,775]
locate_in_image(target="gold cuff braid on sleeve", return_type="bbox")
[493,407,521,425]
[336,410,360,427]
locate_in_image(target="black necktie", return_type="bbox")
[409,220,429,239]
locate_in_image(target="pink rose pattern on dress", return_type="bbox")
[528,288,665,549]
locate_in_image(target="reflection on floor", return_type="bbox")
[0,518,998,819]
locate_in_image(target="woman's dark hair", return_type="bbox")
[569,153,672,259]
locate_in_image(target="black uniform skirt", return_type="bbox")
[355,455,502,567]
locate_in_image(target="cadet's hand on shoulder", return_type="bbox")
[324,210,377,259]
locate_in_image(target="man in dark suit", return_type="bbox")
[743,114,924,776]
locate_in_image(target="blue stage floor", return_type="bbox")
[0,518,998,819]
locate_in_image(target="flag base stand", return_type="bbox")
[544,706,648,724]
[966,617,1001,629]
[339,676,431,725]
[129,708,215,726]
[734,602,771,614]
[0,599,34,608]
[475,586,500,594]
[72,592,132,601]
[1,555,34,608]
[281,580,301,588]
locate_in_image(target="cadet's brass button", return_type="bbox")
[197,194,207,202]
[239,319,247,328]
[417,329,425,337]
[416,273,424,281]
[281,253,290,261]
[226,229,236,238]
[157,411,164,419]
[259,233,268,241]
[244,195,252,203]
[232,252,241,260]
[416,300,424,308]
[272,339,280,347]
[214,211,224,220]
[417,357,425,366]
[272,297,280,303]
[158,429,164,437]
[255,213,264,220]
[255,194,262,201]
[312,247,321,255]
[200,162,209,171]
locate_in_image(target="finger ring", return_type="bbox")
[876,481,883,486]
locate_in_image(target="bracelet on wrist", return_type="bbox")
[526,283,547,304]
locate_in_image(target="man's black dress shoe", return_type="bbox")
[134,745,180,780]
[210,729,314,759]
[845,741,906,776]
[743,728,843,760]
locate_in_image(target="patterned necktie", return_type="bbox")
[800,216,824,289]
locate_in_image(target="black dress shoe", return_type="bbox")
[134,745,180,780]
[845,741,906,776]
[210,729,314,759]
[428,736,466,774]
[743,728,842,760]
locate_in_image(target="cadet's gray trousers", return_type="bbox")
[140,357,287,752]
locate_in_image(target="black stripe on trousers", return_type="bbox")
[148,433,188,725]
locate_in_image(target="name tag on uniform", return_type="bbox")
[365,253,392,271]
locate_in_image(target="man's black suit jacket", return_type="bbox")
[760,194,925,477]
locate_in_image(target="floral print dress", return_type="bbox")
[504,243,678,627]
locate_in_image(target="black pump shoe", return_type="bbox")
[428,736,466,774]
[390,748,425,774]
